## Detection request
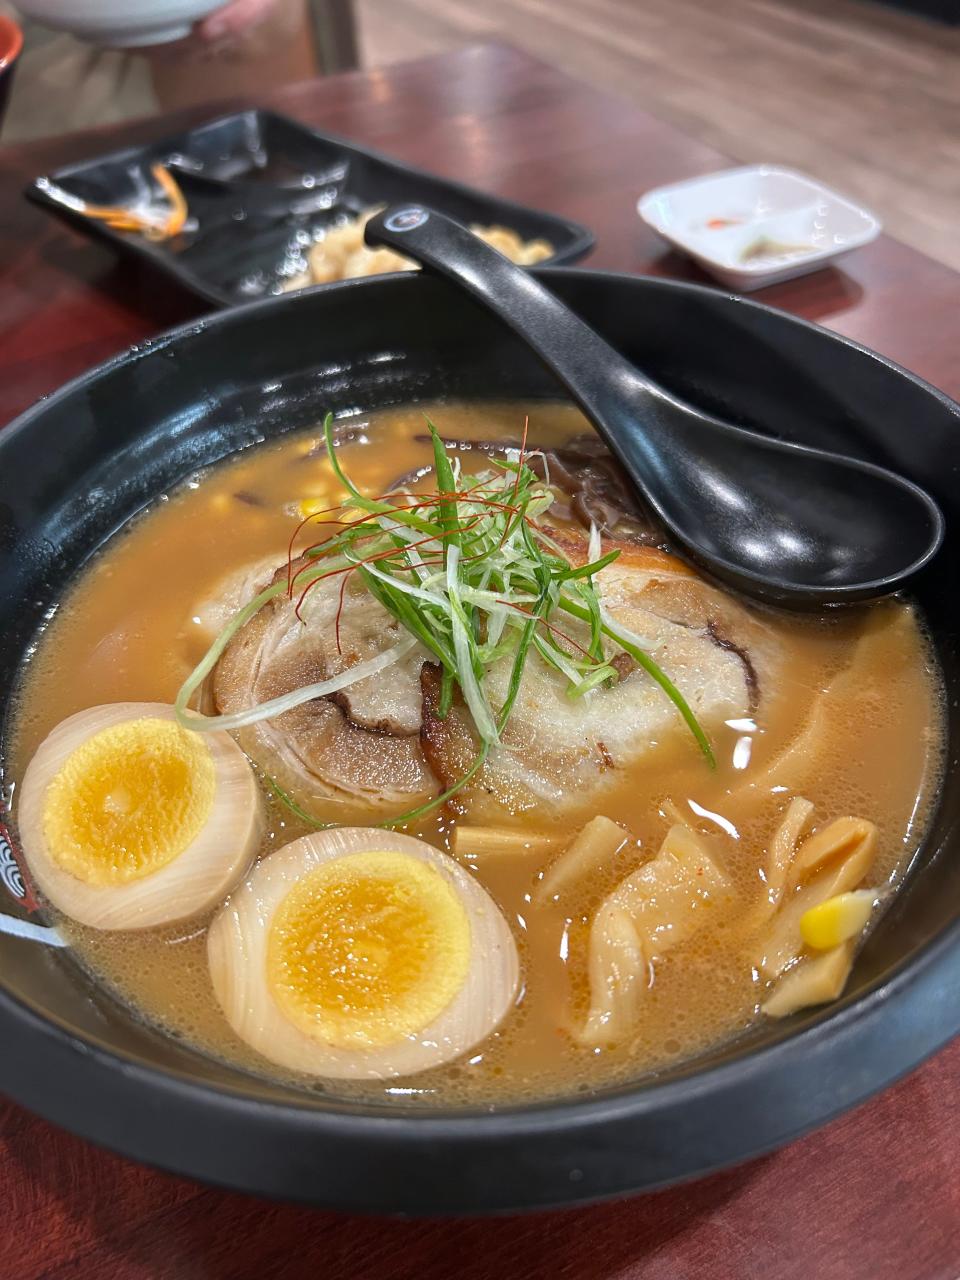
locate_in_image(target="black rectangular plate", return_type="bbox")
[25,108,595,308]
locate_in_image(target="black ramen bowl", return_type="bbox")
[0,270,958,1214]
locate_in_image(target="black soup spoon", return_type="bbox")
[365,205,943,608]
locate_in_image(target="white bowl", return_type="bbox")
[15,0,224,46]
[637,165,881,292]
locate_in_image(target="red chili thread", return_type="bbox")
[496,599,593,658]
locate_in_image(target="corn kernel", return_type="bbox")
[298,500,365,527]
[800,889,877,951]
[298,496,332,519]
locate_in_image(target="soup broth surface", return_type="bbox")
[9,402,944,1106]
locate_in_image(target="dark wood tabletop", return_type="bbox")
[1,41,958,1280]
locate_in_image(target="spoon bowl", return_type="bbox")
[366,205,944,606]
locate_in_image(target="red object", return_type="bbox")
[0,15,22,69]
[1,42,959,1279]
[0,15,22,132]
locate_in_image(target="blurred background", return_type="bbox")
[0,0,956,269]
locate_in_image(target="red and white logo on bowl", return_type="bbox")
[0,820,40,913]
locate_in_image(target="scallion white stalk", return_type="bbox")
[177,637,418,733]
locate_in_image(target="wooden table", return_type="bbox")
[1,42,958,1280]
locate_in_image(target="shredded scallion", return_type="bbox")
[175,413,715,826]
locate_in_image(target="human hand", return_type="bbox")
[196,0,281,43]
[132,0,281,57]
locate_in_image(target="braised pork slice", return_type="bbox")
[211,558,438,819]
[421,541,772,816]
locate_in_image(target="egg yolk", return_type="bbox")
[267,851,471,1049]
[43,718,216,887]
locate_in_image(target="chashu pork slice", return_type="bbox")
[421,538,781,817]
[211,556,439,820]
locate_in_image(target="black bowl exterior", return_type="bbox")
[0,270,958,1213]
[0,60,15,133]
[24,109,595,308]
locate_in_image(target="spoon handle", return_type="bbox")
[365,205,671,486]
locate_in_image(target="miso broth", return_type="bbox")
[9,402,945,1105]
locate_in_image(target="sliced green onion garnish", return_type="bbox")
[175,412,715,829]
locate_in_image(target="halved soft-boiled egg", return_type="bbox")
[208,828,520,1078]
[18,702,262,930]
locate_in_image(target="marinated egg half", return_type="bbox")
[18,702,262,929]
[208,829,520,1078]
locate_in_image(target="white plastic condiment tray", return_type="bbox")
[637,165,881,291]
